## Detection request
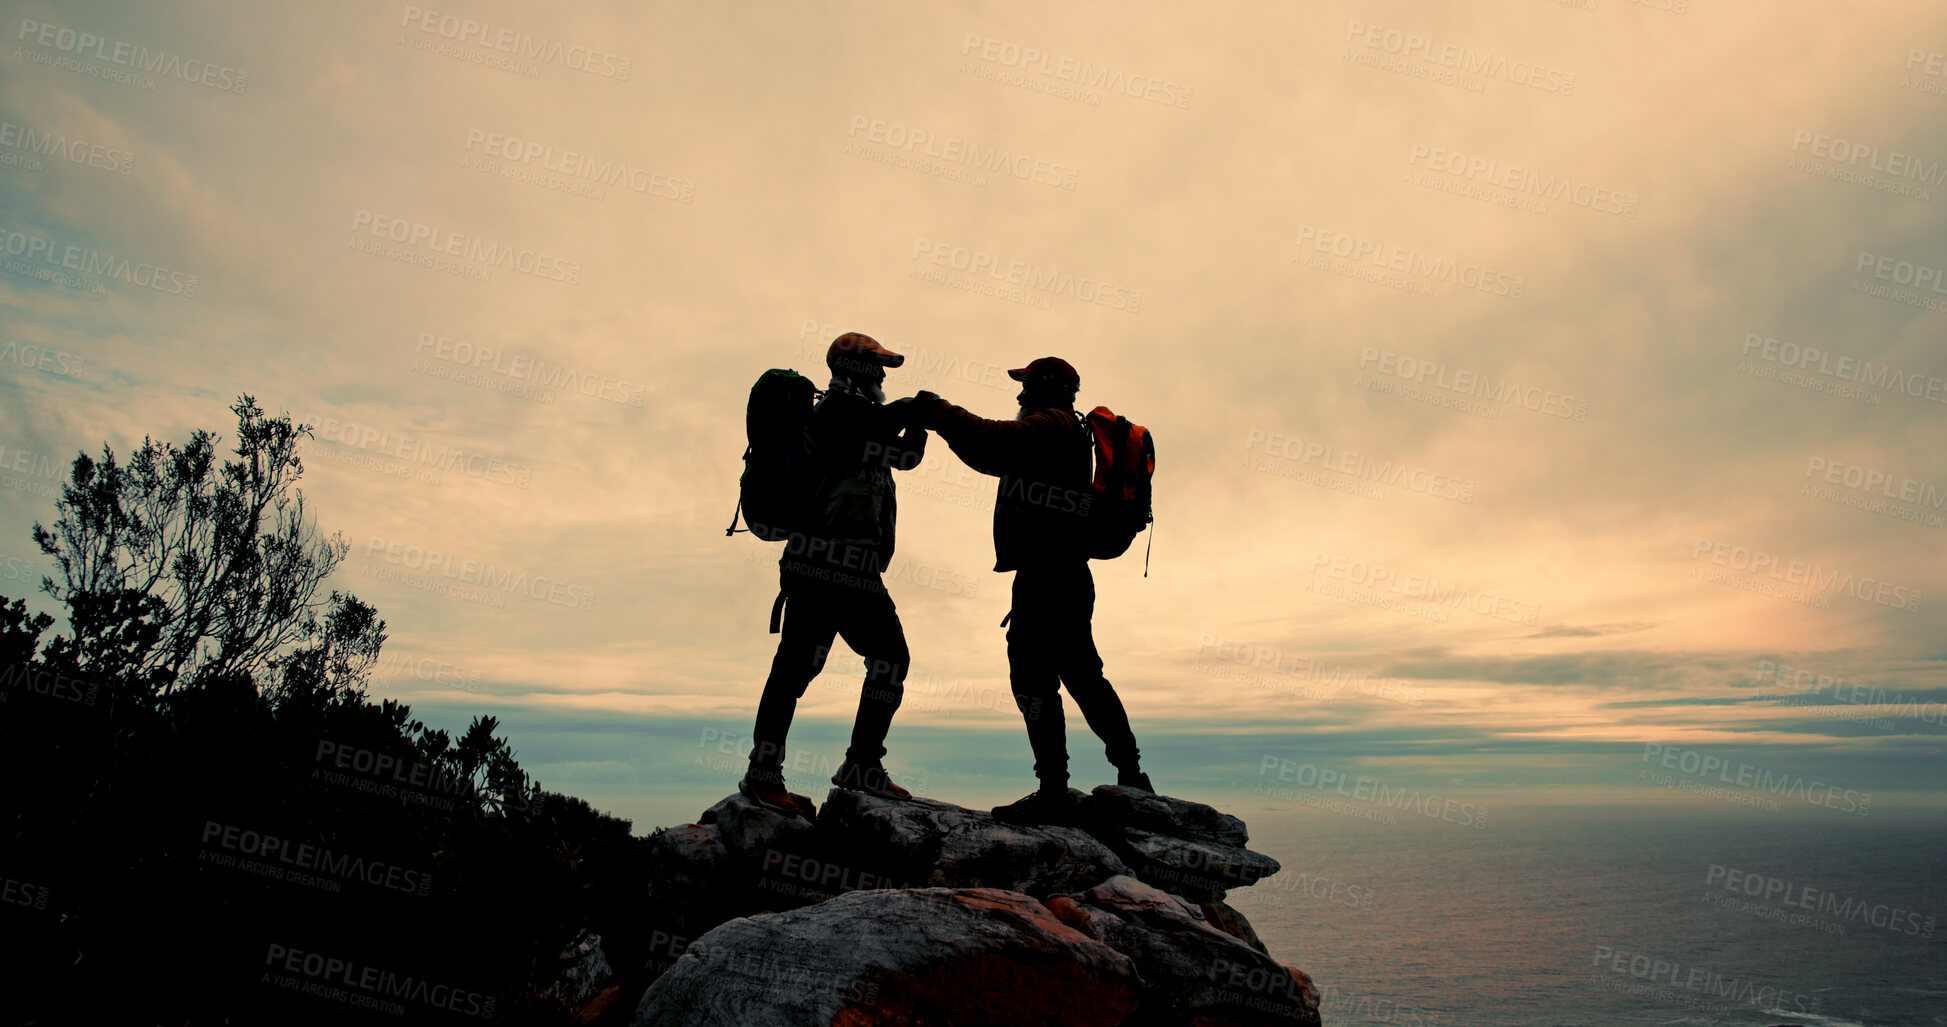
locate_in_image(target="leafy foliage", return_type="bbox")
[0,398,650,1025]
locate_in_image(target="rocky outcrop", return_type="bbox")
[622,785,1315,1027]
[634,888,1144,1027]
[1077,786,1281,903]
[1080,784,1250,847]
[1048,876,1318,1025]
[816,787,1131,896]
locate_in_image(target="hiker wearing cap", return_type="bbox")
[910,358,1152,825]
[739,332,929,815]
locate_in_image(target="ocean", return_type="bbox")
[1223,801,1945,1027]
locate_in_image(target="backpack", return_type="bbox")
[726,369,820,541]
[1077,405,1156,572]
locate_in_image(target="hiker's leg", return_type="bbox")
[834,575,908,767]
[749,584,838,782]
[1007,564,1069,791]
[1054,562,1142,775]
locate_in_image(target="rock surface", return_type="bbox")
[1081,784,1251,847]
[699,789,817,855]
[816,787,1131,896]
[632,888,1143,1027]
[1105,826,1283,903]
[1048,876,1319,1025]
[551,928,614,1008]
[1200,897,1270,954]
[622,784,1316,1027]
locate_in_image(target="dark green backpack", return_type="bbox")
[727,369,820,541]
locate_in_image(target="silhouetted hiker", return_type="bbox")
[912,357,1153,825]
[740,333,929,816]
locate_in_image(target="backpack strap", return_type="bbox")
[769,590,787,634]
[726,445,752,536]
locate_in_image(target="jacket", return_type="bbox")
[797,386,926,574]
[929,400,1091,571]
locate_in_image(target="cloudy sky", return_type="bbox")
[3,0,1943,829]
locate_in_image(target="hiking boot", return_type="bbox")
[739,773,809,818]
[1117,769,1155,793]
[992,787,1078,826]
[831,761,911,801]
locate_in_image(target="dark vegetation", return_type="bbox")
[0,397,650,1025]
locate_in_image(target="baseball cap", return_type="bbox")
[1006,356,1079,387]
[827,332,905,373]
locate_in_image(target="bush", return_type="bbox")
[0,397,650,1025]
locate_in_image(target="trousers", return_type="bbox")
[1006,559,1141,789]
[747,561,908,783]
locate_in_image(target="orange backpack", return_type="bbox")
[1077,406,1156,573]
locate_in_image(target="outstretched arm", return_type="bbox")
[919,395,1072,477]
[871,397,927,471]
